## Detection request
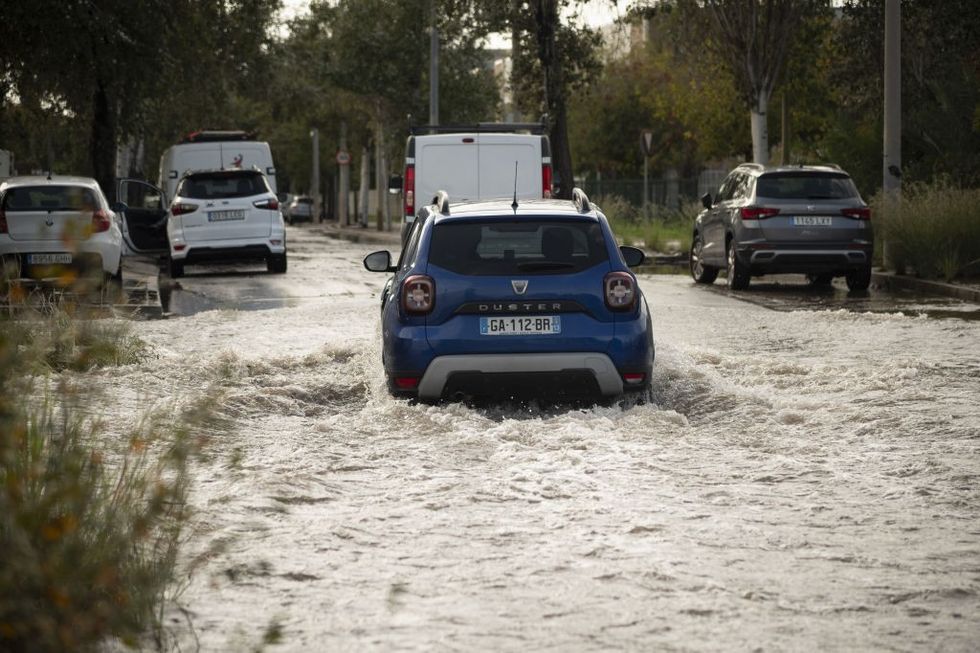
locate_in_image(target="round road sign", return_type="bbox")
[336,150,351,165]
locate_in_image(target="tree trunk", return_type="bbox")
[90,78,116,200]
[534,0,573,199]
[750,90,770,165]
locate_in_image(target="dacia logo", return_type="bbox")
[511,279,528,295]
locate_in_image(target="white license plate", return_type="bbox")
[208,209,246,222]
[792,216,832,226]
[27,253,72,265]
[480,316,561,336]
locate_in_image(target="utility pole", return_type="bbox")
[883,0,901,268]
[429,0,439,125]
[310,128,320,222]
[339,122,350,225]
[780,93,789,165]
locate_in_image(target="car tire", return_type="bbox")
[807,273,834,287]
[726,241,750,290]
[690,234,718,284]
[267,252,287,274]
[845,265,872,291]
[169,258,184,279]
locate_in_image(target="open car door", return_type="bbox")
[115,179,170,255]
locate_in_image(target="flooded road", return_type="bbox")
[105,226,980,650]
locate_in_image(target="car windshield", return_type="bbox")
[429,219,608,275]
[1,185,98,211]
[296,198,312,205]
[177,171,269,199]
[756,172,859,200]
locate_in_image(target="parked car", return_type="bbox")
[363,188,654,402]
[165,168,286,277]
[389,122,553,244]
[0,175,122,288]
[690,163,874,291]
[285,196,314,224]
[158,130,277,202]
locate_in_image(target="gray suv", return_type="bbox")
[690,164,874,291]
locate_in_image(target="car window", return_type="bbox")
[177,171,270,199]
[398,215,425,270]
[756,173,859,200]
[732,173,751,200]
[1,185,99,211]
[717,174,738,202]
[429,219,608,276]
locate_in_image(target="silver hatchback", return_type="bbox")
[690,164,874,291]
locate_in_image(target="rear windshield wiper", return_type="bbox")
[516,261,576,271]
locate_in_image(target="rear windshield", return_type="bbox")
[177,171,269,199]
[428,220,608,275]
[756,173,859,200]
[1,185,99,212]
[296,198,313,205]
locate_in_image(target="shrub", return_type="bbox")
[596,195,696,254]
[0,317,209,652]
[873,181,980,280]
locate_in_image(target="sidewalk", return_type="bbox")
[871,270,980,303]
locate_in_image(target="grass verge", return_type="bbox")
[596,195,696,254]
[0,312,213,651]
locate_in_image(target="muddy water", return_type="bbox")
[103,235,980,650]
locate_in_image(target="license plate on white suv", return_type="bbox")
[792,216,832,226]
[27,253,72,265]
[480,316,561,336]
[208,210,246,222]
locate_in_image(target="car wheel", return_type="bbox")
[726,241,750,290]
[845,265,872,291]
[267,252,287,274]
[689,234,718,284]
[169,258,184,279]
[807,273,834,287]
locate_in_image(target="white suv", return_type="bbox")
[166,169,286,278]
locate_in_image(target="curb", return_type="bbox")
[308,222,402,247]
[120,256,164,318]
[871,271,980,303]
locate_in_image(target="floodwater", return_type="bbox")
[98,228,980,650]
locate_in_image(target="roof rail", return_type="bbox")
[572,187,591,213]
[738,162,765,171]
[432,190,450,215]
[410,122,546,136]
[181,130,255,143]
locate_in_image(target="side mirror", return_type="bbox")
[388,174,403,194]
[700,193,712,210]
[111,201,128,212]
[620,245,645,268]
[363,250,395,272]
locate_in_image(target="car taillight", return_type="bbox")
[0,207,7,234]
[604,271,636,311]
[171,202,198,216]
[402,274,434,315]
[91,209,111,233]
[394,377,420,390]
[404,164,415,218]
[740,206,780,220]
[253,198,279,210]
[542,163,553,199]
[841,207,871,220]
[623,373,645,385]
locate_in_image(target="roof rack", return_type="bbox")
[432,190,450,215]
[410,122,547,136]
[737,162,765,171]
[572,187,591,213]
[181,130,255,143]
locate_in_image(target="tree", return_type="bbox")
[672,0,822,165]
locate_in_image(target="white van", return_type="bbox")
[115,131,278,256]
[391,124,552,241]
[158,131,277,202]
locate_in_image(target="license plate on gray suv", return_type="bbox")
[792,216,832,226]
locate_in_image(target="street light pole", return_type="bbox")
[310,128,320,222]
[429,0,439,125]
[883,0,901,268]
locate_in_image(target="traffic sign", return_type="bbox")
[336,150,351,165]
[641,130,654,157]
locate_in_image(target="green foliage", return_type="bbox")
[873,182,980,281]
[0,315,216,651]
[598,195,696,254]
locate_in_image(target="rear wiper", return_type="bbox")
[517,261,575,271]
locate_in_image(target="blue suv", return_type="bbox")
[362,189,654,402]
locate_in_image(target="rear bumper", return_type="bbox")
[418,353,624,400]
[0,233,122,276]
[737,243,872,274]
[172,239,286,263]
